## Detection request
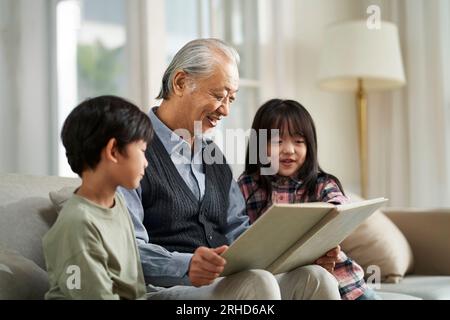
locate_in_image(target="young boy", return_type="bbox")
[43,95,153,299]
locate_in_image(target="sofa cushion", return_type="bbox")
[374,291,422,300]
[377,276,450,300]
[0,174,80,269]
[0,197,57,270]
[49,186,76,214]
[341,193,414,283]
[0,174,79,206]
[0,247,49,300]
[385,209,450,276]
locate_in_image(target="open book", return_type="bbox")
[221,198,388,276]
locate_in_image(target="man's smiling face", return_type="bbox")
[183,60,239,134]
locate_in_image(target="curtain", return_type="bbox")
[367,0,450,207]
[0,0,55,175]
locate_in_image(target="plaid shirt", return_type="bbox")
[237,173,368,300]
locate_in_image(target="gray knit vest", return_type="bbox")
[140,134,232,253]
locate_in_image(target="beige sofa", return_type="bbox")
[1,173,449,300]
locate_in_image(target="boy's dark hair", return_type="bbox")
[244,99,344,212]
[61,95,153,176]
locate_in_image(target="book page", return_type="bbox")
[221,203,334,277]
[268,198,388,274]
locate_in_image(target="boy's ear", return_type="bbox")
[104,138,119,163]
[172,71,189,97]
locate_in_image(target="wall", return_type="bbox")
[358,0,450,207]
[264,0,366,194]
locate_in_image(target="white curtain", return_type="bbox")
[0,0,55,175]
[367,0,450,207]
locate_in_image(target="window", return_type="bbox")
[56,0,129,176]
[55,0,261,177]
[164,0,261,177]
[215,0,260,177]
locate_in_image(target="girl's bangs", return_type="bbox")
[267,110,305,138]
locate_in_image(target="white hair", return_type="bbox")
[156,38,240,100]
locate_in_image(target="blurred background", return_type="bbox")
[1,0,449,208]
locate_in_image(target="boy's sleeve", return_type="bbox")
[56,248,120,300]
[45,213,120,300]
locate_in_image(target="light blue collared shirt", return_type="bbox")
[119,107,249,287]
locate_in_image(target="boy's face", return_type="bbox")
[116,140,148,189]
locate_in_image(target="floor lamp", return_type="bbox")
[317,20,406,199]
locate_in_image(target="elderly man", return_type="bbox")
[120,38,341,299]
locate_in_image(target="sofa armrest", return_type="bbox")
[382,208,450,275]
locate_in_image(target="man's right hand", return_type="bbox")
[188,245,228,287]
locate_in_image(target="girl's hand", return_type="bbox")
[315,245,341,273]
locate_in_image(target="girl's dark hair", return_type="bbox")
[61,95,153,176]
[244,99,344,211]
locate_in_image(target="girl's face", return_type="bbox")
[268,133,307,178]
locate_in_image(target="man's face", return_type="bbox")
[183,61,239,134]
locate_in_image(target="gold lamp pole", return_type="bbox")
[356,78,368,199]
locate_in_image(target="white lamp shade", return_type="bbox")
[317,20,406,92]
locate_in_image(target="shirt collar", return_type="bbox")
[269,174,303,187]
[148,107,208,158]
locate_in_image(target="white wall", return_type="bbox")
[358,0,450,207]
[263,0,365,194]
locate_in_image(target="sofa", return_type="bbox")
[1,173,450,300]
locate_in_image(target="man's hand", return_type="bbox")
[315,245,340,273]
[188,245,228,287]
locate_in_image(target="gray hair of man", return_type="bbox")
[156,38,240,100]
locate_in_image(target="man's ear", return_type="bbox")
[172,70,189,97]
[104,138,119,163]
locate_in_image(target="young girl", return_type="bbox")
[238,99,378,300]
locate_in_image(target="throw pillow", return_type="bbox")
[49,186,76,214]
[341,193,414,283]
[0,247,49,299]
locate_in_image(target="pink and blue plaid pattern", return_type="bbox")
[238,173,369,300]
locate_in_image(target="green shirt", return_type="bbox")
[43,192,146,300]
